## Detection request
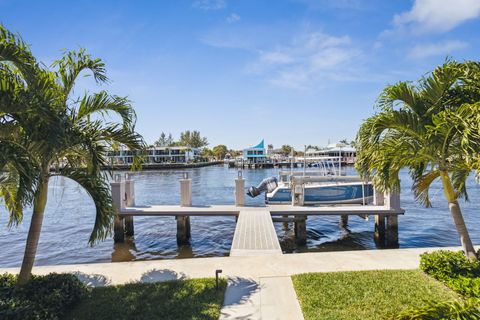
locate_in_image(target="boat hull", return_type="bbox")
[266,183,374,204]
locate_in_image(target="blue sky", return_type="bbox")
[2,0,480,149]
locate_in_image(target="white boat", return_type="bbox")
[265,177,373,204]
[247,157,373,205]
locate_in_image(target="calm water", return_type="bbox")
[1,165,479,267]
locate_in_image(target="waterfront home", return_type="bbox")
[267,147,289,160]
[107,146,201,164]
[305,143,356,164]
[242,139,268,164]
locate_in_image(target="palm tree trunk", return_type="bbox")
[17,176,49,285]
[440,172,477,260]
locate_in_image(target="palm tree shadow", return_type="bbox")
[140,269,187,283]
[73,271,111,287]
[220,277,261,319]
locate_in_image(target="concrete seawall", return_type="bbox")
[0,246,469,285]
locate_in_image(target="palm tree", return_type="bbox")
[0,25,145,284]
[355,61,480,260]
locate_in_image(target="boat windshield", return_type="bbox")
[278,156,345,182]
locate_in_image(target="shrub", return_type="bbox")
[420,250,480,282]
[397,251,480,319]
[0,273,88,320]
[397,299,480,320]
[420,250,480,298]
[446,276,480,298]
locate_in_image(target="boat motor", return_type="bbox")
[247,177,278,198]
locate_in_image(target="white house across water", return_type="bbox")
[305,143,356,164]
[108,146,201,165]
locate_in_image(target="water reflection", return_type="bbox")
[112,239,137,262]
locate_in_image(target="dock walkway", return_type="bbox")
[231,209,282,256]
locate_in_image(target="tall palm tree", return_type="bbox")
[0,25,145,284]
[355,61,480,260]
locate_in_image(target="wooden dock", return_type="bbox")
[111,175,405,250]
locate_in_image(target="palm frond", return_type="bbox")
[58,168,115,244]
[420,60,463,115]
[0,141,39,226]
[411,170,440,207]
[377,81,426,116]
[75,91,136,129]
[0,24,38,87]
[52,49,108,99]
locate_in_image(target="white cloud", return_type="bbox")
[392,0,480,34]
[408,40,468,59]
[259,51,294,64]
[192,0,226,10]
[246,32,361,89]
[226,13,241,23]
[201,26,365,90]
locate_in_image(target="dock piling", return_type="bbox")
[124,175,135,237]
[373,188,385,206]
[374,190,400,247]
[178,173,192,245]
[374,214,386,244]
[180,173,192,207]
[374,187,386,244]
[111,175,126,243]
[282,215,289,230]
[235,171,245,206]
[340,214,349,228]
[176,216,191,244]
[385,191,400,247]
[294,215,307,245]
[386,215,399,247]
[291,183,305,206]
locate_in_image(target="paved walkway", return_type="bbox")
[0,246,465,320]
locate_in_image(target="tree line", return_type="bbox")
[153,131,208,148]
[153,132,239,160]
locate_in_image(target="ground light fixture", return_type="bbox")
[215,269,223,290]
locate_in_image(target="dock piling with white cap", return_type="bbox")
[124,174,135,237]
[111,174,126,243]
[177,172,192,244]
[235,171,245,206]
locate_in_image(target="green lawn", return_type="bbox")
[292,269,459,320]
[66,278,227,320]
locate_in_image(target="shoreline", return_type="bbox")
[102,160,224,170]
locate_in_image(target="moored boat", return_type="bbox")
[247,157,373,205]
[265,179,373,204]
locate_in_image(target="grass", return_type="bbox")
[66,278,227,320]
[292,269,459,320]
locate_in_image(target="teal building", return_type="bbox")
[242,140,267,164]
